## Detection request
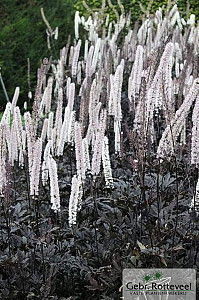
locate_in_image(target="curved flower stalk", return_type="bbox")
[157,79,199,158]
[75,122,85,180]
[30,138,42,197]
[68,175,83,226]
[11,87,20,114]
[191,95,199,165]
[91,109,107,178]
[49,155,60,212]
[102,136,113,188]
[42,140,52,186]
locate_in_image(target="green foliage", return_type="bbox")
[75,0,199,22]
[0,0,75,109]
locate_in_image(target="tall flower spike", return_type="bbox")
[68,111,76,144]
[41,118,48,143]
[10,120,18,166]
[191,95,199,165]
[57,107,70,156]
[14,107,24,166]
[0,123,7,195]
[72,40,81,77]
[68,82,75,112]
[11,87,20,114]
[68,175,83,226]
[45,76,53,114]
[91,109,107,178]
[66,77,71,100]
[129,45,144,101]
[82,137,90,171]
[42,140,52,186]
[85,45,94,77]
[74,121,85,180]
[30,138,42,197]
[54,88,63,149]
[49,155,60,212]
[102,136,113,188]
[75,11,81,40]
[24,112,35,174]
[0,102,12,126]
[47,112,54,141]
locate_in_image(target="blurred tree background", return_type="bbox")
[0,0,74,109]
[0,0,198,109]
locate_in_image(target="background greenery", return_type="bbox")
[0,0,198,108]
[0,0,74,108]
